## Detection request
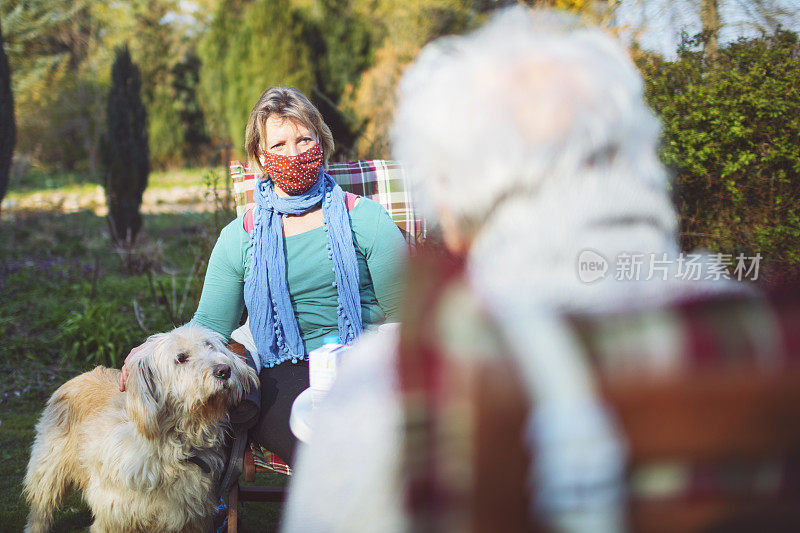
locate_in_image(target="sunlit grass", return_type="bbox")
[148,166,226,189]
[2,167,231,216]
[6,170,98,194]
[3,183,105,214]
[3,167,226,199]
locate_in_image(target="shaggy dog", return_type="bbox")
[23,324,259,533]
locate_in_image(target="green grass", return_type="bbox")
[2,167,227,211]
[148,166,225,189]
[5,170,100,194]
[237,474,287,532]
[5,166,225,195]
[0,170,280,532]
[0,210,207,364]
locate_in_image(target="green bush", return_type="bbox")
[58,298,140,368]
[14,76,106,174]
[638,31,800,274]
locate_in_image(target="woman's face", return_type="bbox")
[260,116,316,164]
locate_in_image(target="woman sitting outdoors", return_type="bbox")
[120,86,408,465]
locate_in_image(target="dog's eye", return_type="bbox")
[176,353,189,364]
[204,341,214,349]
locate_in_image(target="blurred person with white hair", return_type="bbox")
[282,7,736,533]
[396,11,706,311]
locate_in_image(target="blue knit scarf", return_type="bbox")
[244,170,363,368]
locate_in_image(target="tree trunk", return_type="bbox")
[700,0,721,59]
[0,18,16,207]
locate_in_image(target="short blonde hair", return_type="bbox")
[244,86,335,173]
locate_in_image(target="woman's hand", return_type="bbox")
[119,344,144,391]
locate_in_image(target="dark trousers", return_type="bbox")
[249,360,309,467]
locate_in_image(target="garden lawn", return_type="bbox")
[0,171,282,532]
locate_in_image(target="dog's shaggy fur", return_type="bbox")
[23,324,258,533]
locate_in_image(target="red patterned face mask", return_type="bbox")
[262,142,323,195]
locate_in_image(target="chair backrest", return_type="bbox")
[397,253,800,532]
[603,370,800,532]
[230,160,426,245]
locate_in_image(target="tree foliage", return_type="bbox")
[0,0,98,97]
[198,0,315,152]
[196,0,247,144]
[146,47,209,167]
[1,0,105,172]
[122,0,208,167]
[0,18,15,206]
[638,30,800,274]
[343,0,477,158]
[197,0,483,159]
[3,0,594,168]
[341,40,419,159]
[102,46,149,246]
[1,0,209,172]
[299,0,375,159]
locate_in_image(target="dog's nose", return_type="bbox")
[213,364,231,380]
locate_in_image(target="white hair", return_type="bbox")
[393,7,731,311]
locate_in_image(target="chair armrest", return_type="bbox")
[227,341,248,362]
[244,445,256,482]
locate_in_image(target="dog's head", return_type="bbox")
[126,324,259,441]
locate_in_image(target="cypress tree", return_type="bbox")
[102,46,149,246]
[0,19,15,207]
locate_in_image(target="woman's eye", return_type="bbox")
[176,353,188,364]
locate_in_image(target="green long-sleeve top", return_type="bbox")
[192,197,407,355]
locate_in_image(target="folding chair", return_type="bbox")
[225,159,425,532]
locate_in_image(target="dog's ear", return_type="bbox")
[221,342,260,397]
[126,351,162,439]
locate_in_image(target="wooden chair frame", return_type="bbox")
[224,343,288,533]
[226,446,287,532]
[467,360,800,533]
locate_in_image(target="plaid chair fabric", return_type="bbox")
[569,292,800,502]
[250,443,292,476]
[230,160,426,245]
[398,253,800,530]
[570,294,794,374]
